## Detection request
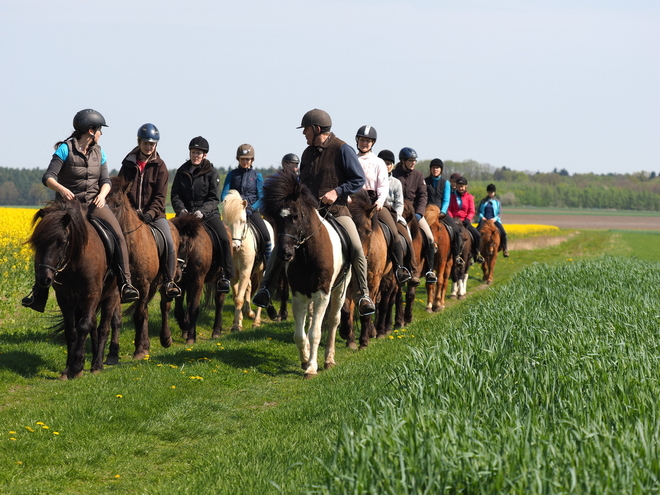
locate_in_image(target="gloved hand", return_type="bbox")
[193,210,204,219]
[138,211,153,223]
[415,213,423,222]
[177,209,189,217]
[246,207,253,217]
[462,219,471,227]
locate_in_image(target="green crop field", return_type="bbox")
[1,227,659,494]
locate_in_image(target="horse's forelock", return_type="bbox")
[171,215,203,239]
[222,190,245,224]
[261,171,319,218]
[28,200,89,255]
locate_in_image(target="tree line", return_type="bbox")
[2,161,660,211]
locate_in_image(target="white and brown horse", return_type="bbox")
[261,171,351,378]
[221,190,273,332]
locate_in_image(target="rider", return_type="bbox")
[355,125,411,286]
[448,176,485,264]
[22,109,139,312]
[253,108,376,316]
[425,158,465,266]
[477,183,509,257]
[221,144,272,263]
[281,153,300,176]
[392,147,438,284]
[378,149,420,286]
[118,123,181,300]
[171,136,235,293]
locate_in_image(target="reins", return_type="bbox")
[279,206,330,249]
[39,239,71,285]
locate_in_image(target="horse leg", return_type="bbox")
[132,299,150,360]
[211,292,226,338]
[68,309,96,379]
[339,297,357,349]
[394,286,404,329]
[426,279,436,313]
[160,289,174,348]
[104,299,122,365]
[174,295,189,341]
[303,292,332,378]
[91,296,116,373]
[404,285,416,325]
[232,278,248,332]
[278,274,289,321]
[323,283,349,370]
[292,295,310,370]
[60,307,77,380]
[183,282,203,345]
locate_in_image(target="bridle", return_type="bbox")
[278,205,330,249]
[38,238,71,285]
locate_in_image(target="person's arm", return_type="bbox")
[336,144,365,197]
[144,164,168,219]
[251,172,264,211]
[170,170,186,215]
[220,170,232,201]
[440,180,451,214]
[198,168,220,217]
[391,179,404,219]
[375,160,388,209]
[466,194,476,223]
[414,173,427,218]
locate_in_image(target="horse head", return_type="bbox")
[221,190,249,251]
[106,176,140,228]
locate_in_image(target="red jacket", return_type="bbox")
[448,191,475,223]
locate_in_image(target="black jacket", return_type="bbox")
[171,159,221,219]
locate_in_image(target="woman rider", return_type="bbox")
[477,183,509,257]
[220,144,272,263]
[22,109,139,312]
[118,123,181,300]
[392,147,438,284]
[448,176,485,264]
[171,136,234,292]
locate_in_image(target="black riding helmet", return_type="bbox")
[487,183,496,193]
[73,109,108,133]
[281,153,300,164]
[189,136,209,152]
[429,158,444,171]
[355,125,377,144]
[377,149,396,164]
[138,123,160,142]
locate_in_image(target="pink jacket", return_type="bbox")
[448,191,475,222]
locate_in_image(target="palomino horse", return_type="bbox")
[261,170,351,378]
[425,205,453,312]
[221,190,273,332]
[394,200,424,328]
[450,223,473,300]
[105,176,178,361]
[340,190,391,350]
[478,219,501,285]
[170,214,229,344]
[27,200,121,379]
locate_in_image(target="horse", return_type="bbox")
[104,176,179,361]
[261,170,351,378]
[478,219,501,285]
[450,223,473,300]
[339,190,391,350]
[394,200,424,328]
[170,214,229,344]
[221,190,274,332]
[26,200,121,379]
[425,205,454,312]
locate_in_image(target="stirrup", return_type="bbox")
[252,288,271,308]
[165,281,181,299]
[216,278,231,293]
[455,256,465,267]
[425,270,438,284]
[121,283,140,303]
[358,295,376,316]
[395,266,412,285]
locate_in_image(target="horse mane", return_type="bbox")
[349,190,379,231]
[222,190,246,224]
[170,214,204,240]
[403,200,420,238]
[260,170,318,218]
[28,199,89,261]
[107,175,134,225]
[425,204,440,225]
[480,219,498,240]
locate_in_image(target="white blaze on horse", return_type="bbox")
[221,189,273,332]
[261,171,351,378]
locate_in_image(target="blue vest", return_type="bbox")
[228,167,259,208]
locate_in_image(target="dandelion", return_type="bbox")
[10,438,16,441]
[115,474,121,479]
[171,386,176,389]
[9,431,16,434]
[243,370,249,373]
[116,394,123,398]
[41,425,49,429]
[389,336,394,340]
[24,427,34,432]
[36,422,44,426]
[53,432,60,435]
[16,461,22,465]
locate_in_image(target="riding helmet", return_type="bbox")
[236,144,254,160]
[399,147,418,161]
[429,158,444,170]
[487,183,496,192]
[73,109,108,132]
[281,153,300,164]
[189,136,209,152]
[137,123,160,142]
[297,109,332,130]
[377,149,396,164]
[456,176,468,185]
[355,125,377,143]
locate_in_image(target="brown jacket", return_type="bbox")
[392,163,427,217]
[119,147,169,221]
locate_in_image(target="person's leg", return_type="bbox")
[467,224,484,263]
[252,252,285,308]
[154,217,181,299]
[496,221,509,256]
[442,215,464,266]
[206,216,234,292]
[91,204,139,302]
[377,208,410,285]
[335,215,375,316]
[417,217,438,283]
[250,211,272,262]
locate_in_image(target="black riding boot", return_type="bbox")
[425,240,437,284]
[453,232,465,267]
[502,233,509,257]
[391,237,411,285]
[115,266,140,303]
[22,284,49,313]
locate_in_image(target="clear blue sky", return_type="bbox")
[1,0,658,175]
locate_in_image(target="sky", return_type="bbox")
[1,0,658,176]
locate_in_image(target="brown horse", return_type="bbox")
[27,200,121,379]
[340,190,391,350]
[105,176,178,361]
[170,214,229,344]
[261,170,351,378]
[425,204,453,312]
[394,200,424,328]
[450,223,473,300]
[479,219,501,285]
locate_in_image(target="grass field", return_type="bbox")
[1,207,659,493]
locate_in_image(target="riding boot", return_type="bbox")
[502,233,509,257]
[425,239,438,284]
[115,266,140,303]
[253,254,284,308]
[391,236,411,286]
[21,284,49,313]
[453,232,465,267]
[216,269,231,293]
[264,239,272,263]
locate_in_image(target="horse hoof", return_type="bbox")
[185,339,195,346]
[347,342,358,350]
[324,362,335,370]
[181,332,188,340]
[358,344,368,351]
[303,373,316,380]
[160,337,172,348]
[105,356,119,366]
[211,331,222,338]
[426,307,433,313]
[458,295,465,300]
[91,369,102,375]
[59,374,69,381]
[301,362,310,370]
[231,326,242,333]
[133,352,147,360]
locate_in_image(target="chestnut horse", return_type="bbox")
[394,201,424,328]
[340,190,391,350]
[27,200,121,379]
[221,190,274,332]
[478,219,501,285]
[170,214,229,344]
[425,204,453,312]
[261,170,351,378]
[450,224,473,300]
[105,176,178,361]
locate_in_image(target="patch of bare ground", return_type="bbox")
[509,232,576,251]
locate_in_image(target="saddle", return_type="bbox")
[247,218,266,264]
[87,216,118,281]
[321,212,352,289]
[147,222,169,275]
[203,223,223,271]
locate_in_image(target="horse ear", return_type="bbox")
[242,199,248,209]
[61,213,72,229]
[368,205,378,219]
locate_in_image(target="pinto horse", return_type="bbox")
[261,170,351,378]
[105,176,178,361]
[425,205,453,312]
[478,219,501,285]
[340,190,391,350]
[394,200,424,328]
[221,190,274,332]
[27,200,121,379]
[450,223,473,300]
[170,214,229,344]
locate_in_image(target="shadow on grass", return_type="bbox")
[0,350,48,378]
